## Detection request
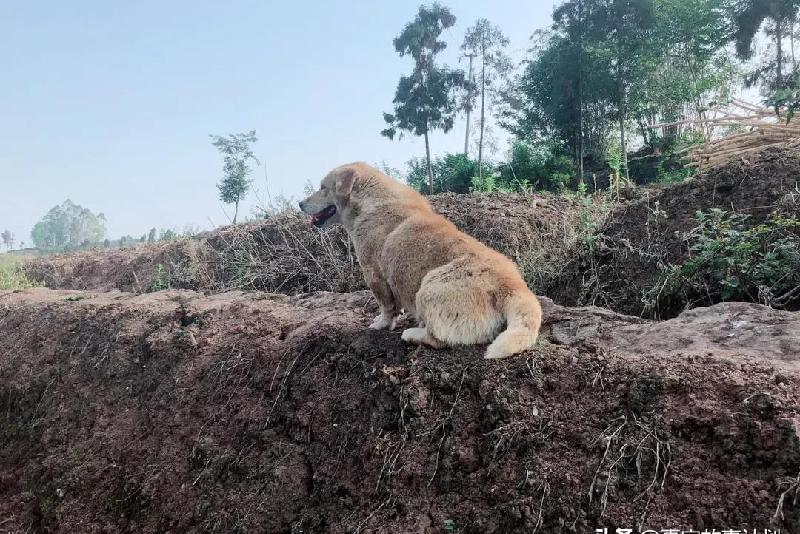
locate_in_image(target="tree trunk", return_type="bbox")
[616,8,629,184]
[789,20,797,73]
[424,128,434,195]
[777,18,784,88]
[619,79,629,183]
[233,200,239,225]
[577,0,585,187]
[478,40,486,181]
[464,54,475,156]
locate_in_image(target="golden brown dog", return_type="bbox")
[299,162,542,359]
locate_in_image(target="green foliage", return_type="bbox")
[730,0,800,90]
[655,166,693,184]
[406,153,485,194]
[498,140,573,192]
[470,172,503,193]
[577,178,589,196]
[31,200,107,251]
[0,255,38,290]
[500,26,612,161]
[648,209,800,314]
[211,130,259,224]
[382,68,464,141]
[150,263,169,292]
[159,229,178,242]
[767,72,800,121]
[501,0,734,175]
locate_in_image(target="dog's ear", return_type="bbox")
[334,167,356,198]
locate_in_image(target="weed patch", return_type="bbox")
[647,209,800,317]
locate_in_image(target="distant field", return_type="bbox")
[0,254,38,290]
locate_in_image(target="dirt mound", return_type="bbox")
[1,288,798,533]
[19,150,800,320]
[20,213,363,295]
[557,148,800,316]
[20,193,590,300]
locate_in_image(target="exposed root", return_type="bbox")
[773,470,800,524]
[589,416,671,518]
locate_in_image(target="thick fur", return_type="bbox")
[299,162,542,359]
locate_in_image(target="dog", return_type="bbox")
[299,162,542,359]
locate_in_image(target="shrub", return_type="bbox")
[406,153,487,194]
[647,209,800,316]
[498,140,573,192]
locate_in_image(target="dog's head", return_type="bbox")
[299,164,357,228]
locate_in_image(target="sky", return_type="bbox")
[0,0,553,245]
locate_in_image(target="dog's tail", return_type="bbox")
[485,289,542,359]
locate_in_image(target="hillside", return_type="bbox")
[20,149,800,319]
[3,151,800,532]
[1,288,798,532]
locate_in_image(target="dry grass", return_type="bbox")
[21,194,598,299]
[204,210,363,293]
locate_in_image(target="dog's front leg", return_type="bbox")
[364,269,397,330]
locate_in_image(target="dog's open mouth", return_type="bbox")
[310,205,337,227]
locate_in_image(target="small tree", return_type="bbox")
[1,230,12,251]
[461,19,511,180]
[210,130,259,224]
[382,4,465,194]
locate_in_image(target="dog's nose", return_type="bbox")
[298,200,305,210]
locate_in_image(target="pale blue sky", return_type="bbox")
[0,1,552,243]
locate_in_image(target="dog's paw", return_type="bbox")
[369,314,392,330]
[400,327,426,343]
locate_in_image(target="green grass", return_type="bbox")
[0,254,39,290]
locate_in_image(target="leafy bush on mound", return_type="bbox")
[647,209,800,316]
[0,256,39,290]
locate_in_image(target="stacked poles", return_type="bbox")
[653,98,800,171]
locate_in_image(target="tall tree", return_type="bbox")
[603,0,657,182]
[503,0,732,185]
[382,4,465,194]
[637,0,733,141]
[730,0,800,91]
[552,0,590,181]
[461,51,477,156]
[461,19,511,180]
[31,200,106,251]
[500,25,614,170]
[210,130,259,224]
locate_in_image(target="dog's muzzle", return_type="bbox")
[310,205,337,227]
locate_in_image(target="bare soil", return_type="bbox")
[1,288,798,533]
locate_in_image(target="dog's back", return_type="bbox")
[380,199,542,359]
